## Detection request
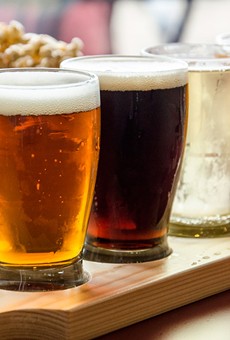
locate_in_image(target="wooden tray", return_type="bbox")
[0,236,230,340]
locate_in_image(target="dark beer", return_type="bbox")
[61,56,188,262]
[0,69,100,267]
[88,86,187,248]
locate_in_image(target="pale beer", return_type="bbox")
[143,44,230,237]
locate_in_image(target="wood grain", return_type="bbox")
[0,236,230,340]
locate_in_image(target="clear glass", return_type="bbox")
[61,55,188,263]
[142,43,230,238]
[0,68,100,291]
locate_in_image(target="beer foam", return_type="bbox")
[61,56,188,91]
[0,70,100,115]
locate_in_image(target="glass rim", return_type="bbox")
[0,67,98,90]
[61,54,188,73]
[142,43,230,61]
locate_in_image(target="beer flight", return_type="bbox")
[0,30,229,291]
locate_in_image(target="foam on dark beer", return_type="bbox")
[61,56,188,91]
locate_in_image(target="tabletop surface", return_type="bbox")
[96,289,230,340]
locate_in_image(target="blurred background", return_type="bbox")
[1,0,230,55]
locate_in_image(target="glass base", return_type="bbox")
[0,258,90,292]
[83,241,172,264]
[169,216,230,238]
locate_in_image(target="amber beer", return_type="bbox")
[61,56,188,263]
[0,69,100,268]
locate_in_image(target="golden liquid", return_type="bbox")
[0,108,100,266]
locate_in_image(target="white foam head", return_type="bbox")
[0,68,100,116]
[61,55,188,91]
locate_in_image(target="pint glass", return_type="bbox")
[62,56,188,263]
[0,68,100,290]
[142,43,230,237]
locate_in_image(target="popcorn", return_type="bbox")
[0,20,84,68]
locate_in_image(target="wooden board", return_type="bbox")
[0,236,230,340]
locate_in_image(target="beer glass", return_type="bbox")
[0,68,100,291]
[142,43,230,238]
[61,55,188,263]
